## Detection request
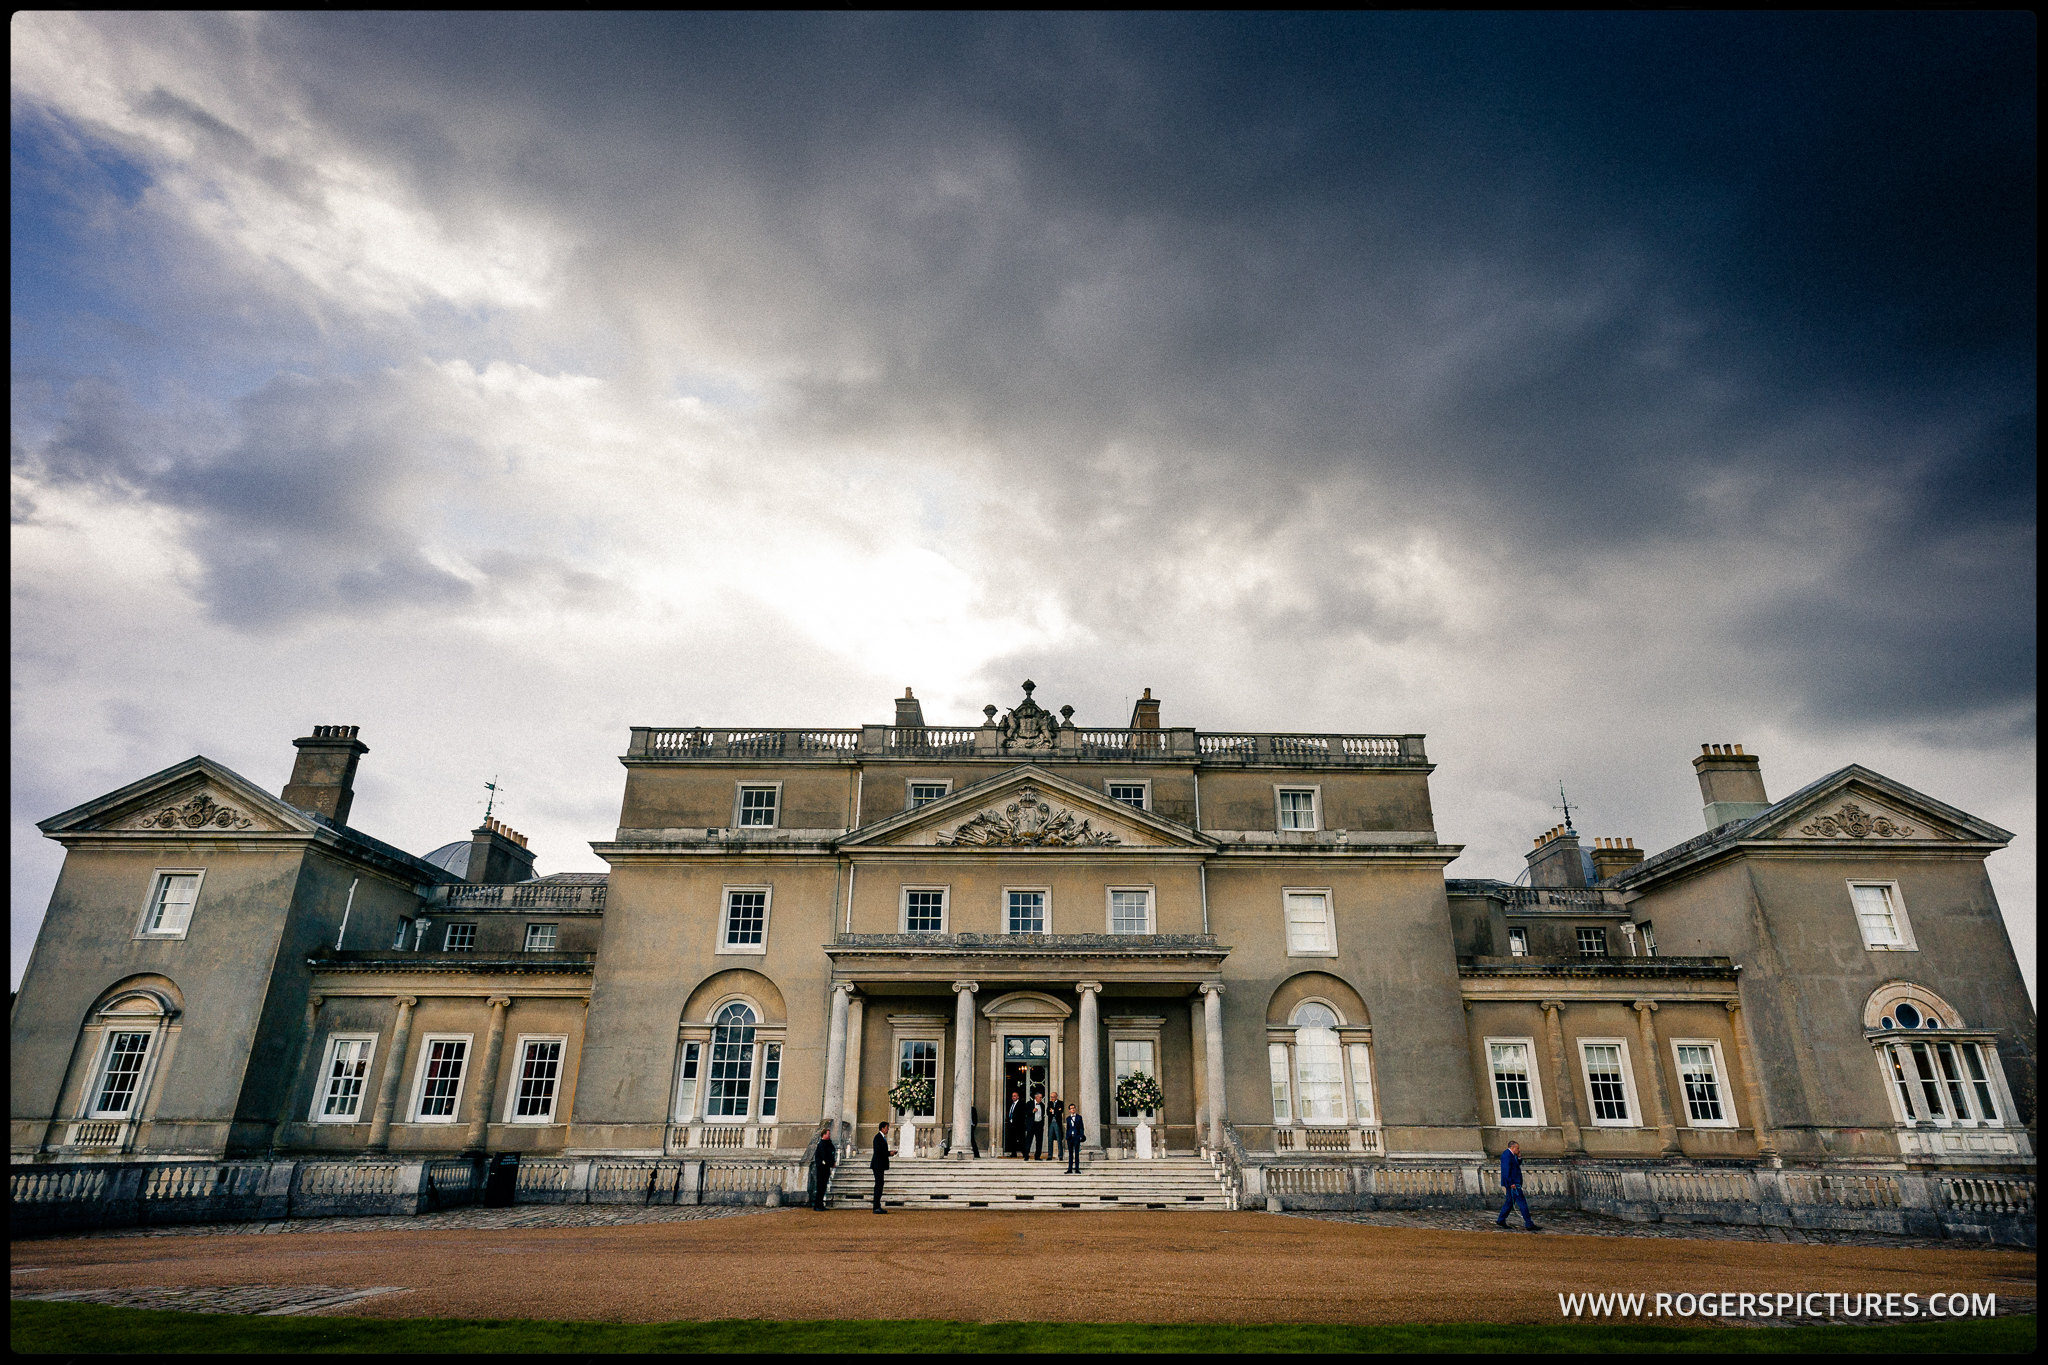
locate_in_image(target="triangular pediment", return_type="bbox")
[843,766,1211,850]
[1745,766,2009,845]
[40,757,313,837]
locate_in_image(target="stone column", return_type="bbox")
[1076,982,1103,1149]
[841,997,865,1132]
[465,996,513,1151]
[1539,1000,1582,1150]
[280,993,326,1141]
[366,995,418,1152]
[1200,982,1228,1150]
[820,983,853,1144]
[1189,999,1208,1137]
[950,982,978,1157]
[1632,1000,1681,1156]
[1724,999,1778,1161]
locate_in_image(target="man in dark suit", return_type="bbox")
[1005,1090,1026,1157]
[1028,1091,1047,1160]
[1046,1093,1065,1165]
[1064,1107,1086,1173]
[811,1124,837,1210]
[1495,1139,1540,1231]
[969,1104,982,1158]
[871,1120,892,1212]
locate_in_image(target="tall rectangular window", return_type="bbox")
[707,1021,754,1119]
[1007,890,1046,934]
[92,1032,153,1117]
[736,785,779,827]
[393,918,413,950]
[904,889,946,933]
[760,1042,782,1119]
[1582,1043,1632,1123]
[1107,782,1147,811]
[1277,788,1318,831]
[908,782,949,808]
[674,1041,702,1122]
[1885,1044,1918,1121]
[1488,1041,1536,1123]
[1109,889,1151,935]
[1850,884,1906,948]
[1114,1040,1156,1119]
[1294,1029,1347,1125]
[1284,892,1333,954]
[142,872,201,936]
[1909,1042,1946,1118]
[443,922,477,952]
[1576,927,1608,958]
[523,923,558,952]
[1268,1043,1293,1122]
[1639,921,1657,956]
[1675,1043,1726,1124]
[319,1038,374,1120]
[513,1039,564,1121]
[1507,927,1529,957]
[415,1039,469,1120]
[897,1040,938,1116]
[723,890,768,948]
[1347,1042,1375,1123]
[1962,1045,2000,1123]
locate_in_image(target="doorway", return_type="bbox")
[1002,1035,1051,1154]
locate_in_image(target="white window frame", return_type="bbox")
[1004,886,1051,935]
[1669,1038,1737,1128]
[1281,887,1338,958]
[672,1039,705,1123]
[1576,926,1609,958]
[1105,885,1155,935]
[504,1034,569,1124]
[393,918,414,950]
[136,869,205,940]
[523,922,558,952]
[86,1029,158,1119]
[1275,785,1322,833]
[310,1033,378,1123]
[442,922,478,952]
[703,1000,759,1123]
[1507,927,1529,957]
[717,885,773,955]
[1484,1036,1546,1127]
[901,885,950,934]
[1105,780,1150,812]
[408,1033,474,1123]
[1577,1037,1643,1128]
[1847,880,1917,951]
[1290,1008,1349,1127]
[907,779,952,810]
[733,782,782,829]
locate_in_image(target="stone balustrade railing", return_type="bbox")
[627,726,1427,767]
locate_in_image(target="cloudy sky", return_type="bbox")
[11,13,2035,991]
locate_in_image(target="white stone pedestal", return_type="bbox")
[1136,1117,1155,1159]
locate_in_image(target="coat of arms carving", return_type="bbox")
[137,792,255,831]
[995,680,1067,753]
[1797,802,1914,839]
[938,787,1120,847]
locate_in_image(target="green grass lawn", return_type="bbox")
[7,1303,2036,1354]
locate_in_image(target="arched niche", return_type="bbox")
[1864,981,1964,1031]
[1266,971,1369,1028]
[682,968,787,1026]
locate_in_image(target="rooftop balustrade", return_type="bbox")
[627,725,1426,767]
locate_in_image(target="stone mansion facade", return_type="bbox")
[10,685,2036,1200]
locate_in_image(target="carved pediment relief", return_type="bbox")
[990,679,1069,754]
[938,787,1120,847]
[109,787,270,833]
[1795,801,1917,840]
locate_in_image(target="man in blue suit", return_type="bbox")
[1063,1107,1086,1173]
[1495,1139,1541,1231]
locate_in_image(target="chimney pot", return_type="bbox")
[281,725,369,825]
[1693,743,1770,829]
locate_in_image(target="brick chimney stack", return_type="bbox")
[1694,743,1770,829]
[894,688,925,730]
[1526,824,1588,889]
[281,725,368,825]
[467,817,537,885]
[1128,687,1161,731]
[1589,837,1645,882]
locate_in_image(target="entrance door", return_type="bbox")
[1002,1035,1051,1152]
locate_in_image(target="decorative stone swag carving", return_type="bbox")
[937,787,1120,848]
[1798,802,1915,839]
[138,792,254,831]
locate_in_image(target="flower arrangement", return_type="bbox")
[1115,1072,1164,1116]
[887,1075,935,1115]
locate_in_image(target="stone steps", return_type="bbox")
[827,1157,1236,1210]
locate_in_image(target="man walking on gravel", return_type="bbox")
[1495,1139,1540,1231]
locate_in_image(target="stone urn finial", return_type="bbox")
[983,704,999,723]
[1021,679,1036,697]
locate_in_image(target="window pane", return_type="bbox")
[1508,928,1528,956]
[514,1040,563,1119]
[760,1042,782,1118]
[1583,1044,1630,1122]
[1295,1026,1346,1124]
[1963,1046,1999,1123]
[1909,1042,1945,1117]
[94,1032,153,1115]
[1676,1044,1724,1123]
[1279,790,1316,830]
[393,919,412,949]
[443,923,476,952]
[737,787,778,826]
[897,1040,938,1116]
[1115,1040,1156,1118]
[418,1040,468,1118]
[1850,885,1901,945]
[1007,891,1045,934]
[148,874,200,933]
[905,890,945,933]
[1347,1043,1374,1122]
[1110,889,1149,934]
[1268,1043,1292,1122]
[524,923,557,952]
[322,1039,372,1118]
[1489,1042,1533,1121]
[708,1005,756,1117]
[1934,1044,1972,1119]
[1284,894,1330,952]
[1577,927,1607,957]
[1108,784,1146,810]
[674,1041,701,1121]
[910,783,948,808]
[724,891,767,946]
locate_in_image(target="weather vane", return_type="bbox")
[1552,781,1577,832]
[483,776,504,822]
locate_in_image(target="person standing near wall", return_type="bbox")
[811,1125,837,1211]
[871,1120,892,1213]
[1047,1092,1065,1165]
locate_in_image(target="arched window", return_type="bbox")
[1267,1000,1376,1132]
[706,1002,757,1120]
[1864,985,2008,1130]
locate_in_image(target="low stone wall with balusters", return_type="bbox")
[10,1156,487,1236]
[1242,1157,2034,1246]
